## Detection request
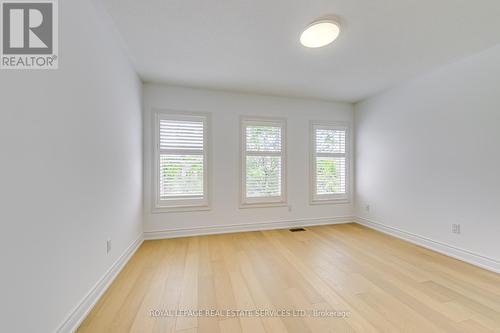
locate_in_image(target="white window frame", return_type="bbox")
[310,121,350,205]
[152,110,211,213]
[240,116,287,208]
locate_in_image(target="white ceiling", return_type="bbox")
[100,0,500,102]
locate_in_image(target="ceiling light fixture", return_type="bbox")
[300,19,340,48]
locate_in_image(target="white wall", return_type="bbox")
[0,1,142,332]
[143,84,354,235]
[355,44,500,267]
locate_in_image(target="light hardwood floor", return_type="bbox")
[78,223,500,333]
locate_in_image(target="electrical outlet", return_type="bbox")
[288,205,292,212]
[106,238,112,254]
[365,204,370,212]
[452,224,461,234]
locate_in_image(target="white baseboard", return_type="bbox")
[356,217,500,274]
[144,216,355,240]
[56,234,144,333]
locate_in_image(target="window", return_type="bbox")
[241,117,286,207]
[310,122,350,204]
[153,111,210,212]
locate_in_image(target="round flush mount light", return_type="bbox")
[300,20,340,48]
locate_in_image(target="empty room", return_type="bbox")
[2,0,500,332]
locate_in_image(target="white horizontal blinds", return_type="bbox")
[315,127,347,195]
[160,154,203,197]
[316,157,346,194]
[159,120,204,151]
[159,118,205,200]
[246,156,281,197]
[316,129,345,154]
[246,126,281,152]
[245,123,283,199]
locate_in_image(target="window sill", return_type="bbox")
[152,205,211,214]
[239,201,288,209]
[310,198,350,205]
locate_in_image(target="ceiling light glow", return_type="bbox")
[300,20,340,48]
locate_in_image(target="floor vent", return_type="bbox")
[289,228,306,232]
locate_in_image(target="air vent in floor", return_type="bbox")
[289,228,306,232]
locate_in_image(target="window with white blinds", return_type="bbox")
[154,112,210,211]
[241,118,286,206]
[311,123,349,203]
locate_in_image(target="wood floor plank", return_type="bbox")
[197,237,219,333]
[78,224,500,333]
[152,238,189,333]
[175,237,200,332]
[219,318,241,333]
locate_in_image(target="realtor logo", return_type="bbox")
[1,0,58,69]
